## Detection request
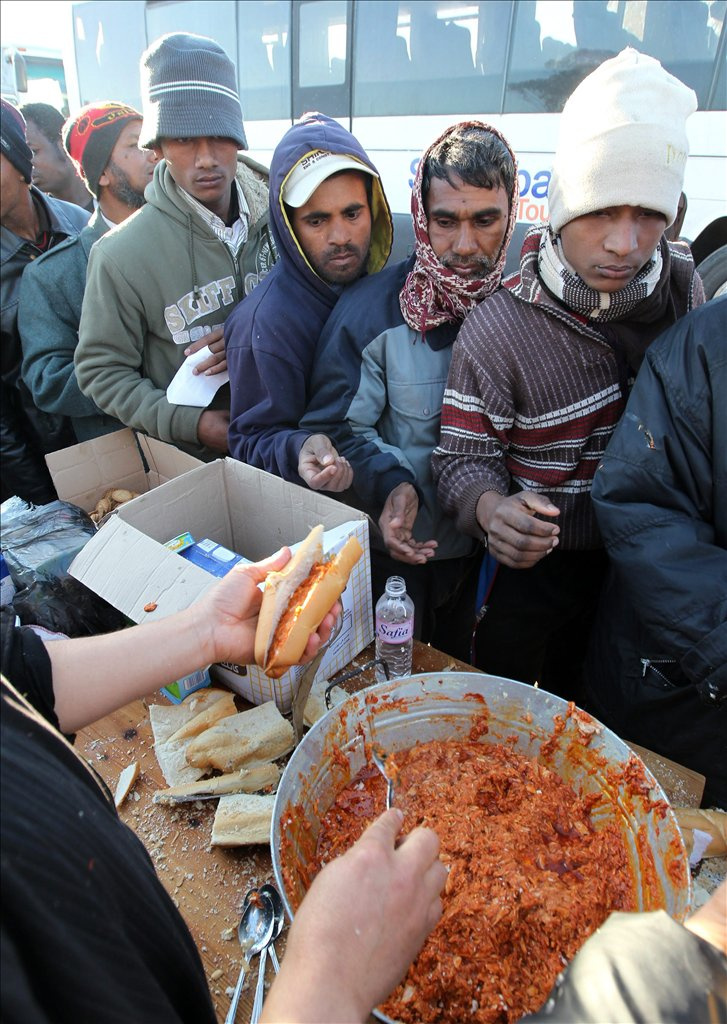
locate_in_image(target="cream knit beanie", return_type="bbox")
[548,48,697,233]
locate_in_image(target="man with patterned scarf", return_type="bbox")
[302,123,518,660]
[432,49,704,696]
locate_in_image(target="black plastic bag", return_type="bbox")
[10,577,129,638]
[1,499,96,589]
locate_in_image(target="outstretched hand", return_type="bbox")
[476,490,560,568]
[298,433,353,492]
[379,482,437,564]
[261,808,447,1023]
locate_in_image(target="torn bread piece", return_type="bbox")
[150,689,233,787]
[304,678,348,728]
[153,763,280,804]
[114,762,140,808]
[149,689,231,745]
[166,691,237,745]
[211,793,276,847]
[186,700,295,773]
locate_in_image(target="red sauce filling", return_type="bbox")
[313,739,637,1024]
[271,561,329,652]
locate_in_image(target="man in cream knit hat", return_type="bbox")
[75,34,276,459]
[432,49,704,693]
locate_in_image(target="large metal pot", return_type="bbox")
[272,672,691,980]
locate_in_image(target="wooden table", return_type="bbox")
[76,641,476,1023]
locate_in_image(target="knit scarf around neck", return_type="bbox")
[538,227,681,374]
[399,122,518,334]
[538,227,664,321]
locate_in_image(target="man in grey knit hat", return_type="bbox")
[75,33,276,458]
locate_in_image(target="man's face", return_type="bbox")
[560,206,668,292]
[157,136,239,220]
[0,153,29,224]
[425,173,510,279]
[290,171,372,285]
[100,120,156,210]
[25,119,73,195]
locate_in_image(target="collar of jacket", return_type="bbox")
[145,157,269,237]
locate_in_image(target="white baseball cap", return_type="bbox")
[283,149,378,208]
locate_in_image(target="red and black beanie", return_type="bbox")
[63,102,142,197]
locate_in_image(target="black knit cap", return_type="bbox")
[139,33,247,150]
[0,99,33,184]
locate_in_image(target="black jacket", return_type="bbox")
[1,188,89,504]
[586,297,727,806]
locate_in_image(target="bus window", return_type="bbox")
[145,1,237,58]
[294,0,349,117]
[353,1,509,116]
[237,0,291,120]
[504,0,726,113]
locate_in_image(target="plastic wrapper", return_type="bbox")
[1,498,127,637]
[0,499,95,588]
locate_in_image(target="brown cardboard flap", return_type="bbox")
[628,740,706,807]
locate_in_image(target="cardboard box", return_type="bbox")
[69,458,373,713]
[46,428,202,515]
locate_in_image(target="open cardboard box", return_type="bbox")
[46,428,202,515]
[68,457,372,713]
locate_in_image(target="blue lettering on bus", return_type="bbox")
[532,170,550,199]
[408,157,420,189]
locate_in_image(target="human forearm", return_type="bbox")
[48,552,340,733]
[48,604,216,733]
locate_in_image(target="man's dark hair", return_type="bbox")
[422,125,515,201]
[19,103,65,145]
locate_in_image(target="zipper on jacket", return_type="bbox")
[641,658,678,687]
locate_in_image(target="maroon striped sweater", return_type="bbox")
[432,231,703,550]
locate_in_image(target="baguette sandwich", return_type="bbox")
[254,524,363,679]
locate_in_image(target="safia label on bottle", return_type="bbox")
[376,619,414,644]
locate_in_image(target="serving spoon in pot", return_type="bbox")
[224,890,275,1024]
[372,747,395,810]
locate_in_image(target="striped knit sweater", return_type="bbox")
[432,230,703,550]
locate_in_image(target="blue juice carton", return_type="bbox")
[159,533,249,703]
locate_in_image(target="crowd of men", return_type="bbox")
[1,30,725,1022]
[2,33,724,794]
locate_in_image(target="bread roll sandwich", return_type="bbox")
[254,524,363,679]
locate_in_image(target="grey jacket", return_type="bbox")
[20,209,121,442]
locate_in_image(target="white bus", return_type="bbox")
[71,0,726,270]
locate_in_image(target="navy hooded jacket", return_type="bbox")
[225,112,392,480]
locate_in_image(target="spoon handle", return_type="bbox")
[250,946,268,1024]
[269,941,280,974]
[224,957,249,1024]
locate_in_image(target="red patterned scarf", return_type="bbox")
[399,121,518,334]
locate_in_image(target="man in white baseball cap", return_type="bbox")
[226,111,392,490]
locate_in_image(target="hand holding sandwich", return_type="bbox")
[47,549,341,734]
[194,548,341,670]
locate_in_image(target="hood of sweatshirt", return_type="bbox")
[269,112,392,304]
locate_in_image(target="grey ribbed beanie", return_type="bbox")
[139,33,247,149]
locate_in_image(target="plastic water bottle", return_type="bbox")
[375,576,415,681]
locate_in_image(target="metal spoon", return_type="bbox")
[260,882,285,974]
[224,891,275,1024]
[372,747,395,809]
[249,883,286,1024]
